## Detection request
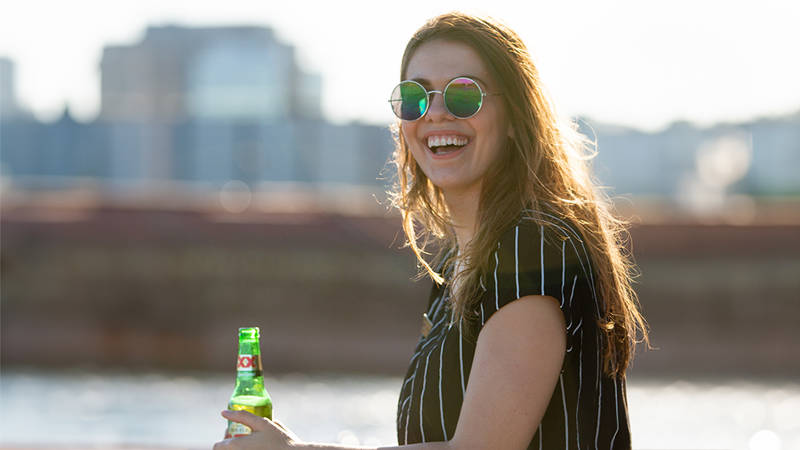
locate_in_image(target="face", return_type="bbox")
[401,39,510,198]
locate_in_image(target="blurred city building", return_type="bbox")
[1,26,392,189]
[99,25,321,122]
[0,57,33,121]
[573,113,800,217]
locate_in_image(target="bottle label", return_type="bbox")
[225,420,252,438]
[237,354,262,373]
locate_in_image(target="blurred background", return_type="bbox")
[1,1,798,449]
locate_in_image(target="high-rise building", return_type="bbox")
[99,25,321,123]
[97,25,323,182]
[0,57,32,120]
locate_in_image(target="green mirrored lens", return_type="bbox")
[391,82,427,120]
[445,78,482,118]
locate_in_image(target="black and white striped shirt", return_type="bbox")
[396,210,631,449]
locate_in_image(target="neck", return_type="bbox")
[444,184,481,250]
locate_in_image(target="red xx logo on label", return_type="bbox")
[237,355,253,369]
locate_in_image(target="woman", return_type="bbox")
[215,11,648,450]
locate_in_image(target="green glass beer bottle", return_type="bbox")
[224,327,273,438]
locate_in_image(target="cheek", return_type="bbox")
[400,124,423,163]
[400,122,417,143]
[476,115,507,154]
[404,124,425,147]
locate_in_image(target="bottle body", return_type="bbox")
[225,327,273,438]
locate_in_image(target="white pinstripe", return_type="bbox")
[405,358,420,445]
[540,224,545,295]
[429,293,446,318]
[398,396,410,434]
[560,374,569,449]
[595,331,603,449]
[493,246,500,310]
[438,335,448,440]
[576,327,583,450]
[560,238,566,308]
[610,376,620,448]
[458,317,465,395]
[420,351,432,443]
[561,238,573,353]
[515,225,520,299]
[572,316,583,336]
[538,424,543,449]
[622,377,630,414]
[567,274,578,329]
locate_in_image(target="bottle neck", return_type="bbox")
[236,340,263,378]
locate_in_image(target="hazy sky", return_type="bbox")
[1,0,798,131]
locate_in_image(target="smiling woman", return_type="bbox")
[383,13,649,449]
[215,11,648,450]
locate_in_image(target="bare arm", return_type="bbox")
[448,294,566,449]
[214,295,565,450]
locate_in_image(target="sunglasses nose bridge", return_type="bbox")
[424,89,451,119]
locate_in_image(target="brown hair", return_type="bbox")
[389,12,648,377]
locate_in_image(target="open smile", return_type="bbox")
[424,134,471,158]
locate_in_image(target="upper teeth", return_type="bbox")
[428,135,468,148]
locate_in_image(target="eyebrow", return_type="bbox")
[409,75,491,89]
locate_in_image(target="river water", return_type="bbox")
[0,369,797,449]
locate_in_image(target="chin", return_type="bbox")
[427,176,480,196]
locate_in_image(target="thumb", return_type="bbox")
[221,409,272,432]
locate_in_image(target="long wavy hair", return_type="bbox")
[388,12,648,377]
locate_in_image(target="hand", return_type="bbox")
[213,410,302,450]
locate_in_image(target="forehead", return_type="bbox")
[404,40,492,87]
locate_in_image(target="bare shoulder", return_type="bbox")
[480,294,565,343]
[476,295,566,373]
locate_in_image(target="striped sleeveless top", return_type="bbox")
[396,210,632,449]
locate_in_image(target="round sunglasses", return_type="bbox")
[388,77,501,121]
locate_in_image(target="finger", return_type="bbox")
[221,409,272,432]
[272,418,301,442]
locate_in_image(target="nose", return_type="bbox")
[425,90,453,122]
